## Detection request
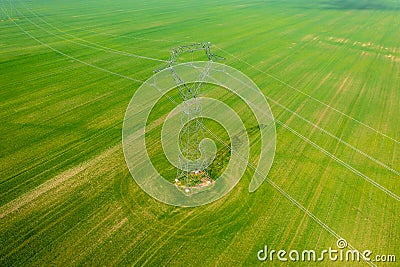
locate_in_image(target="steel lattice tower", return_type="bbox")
[155,42,224,190]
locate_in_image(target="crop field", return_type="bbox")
[0,0,399,266]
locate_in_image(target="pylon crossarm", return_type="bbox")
[154,42,224,73]
[170,42,213,63]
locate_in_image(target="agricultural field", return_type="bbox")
[0,0,399,266]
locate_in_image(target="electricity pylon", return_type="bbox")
[155,42,225,190]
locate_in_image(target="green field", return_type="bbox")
[0,0,399,266]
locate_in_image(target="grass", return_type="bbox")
[0,0,399,266]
